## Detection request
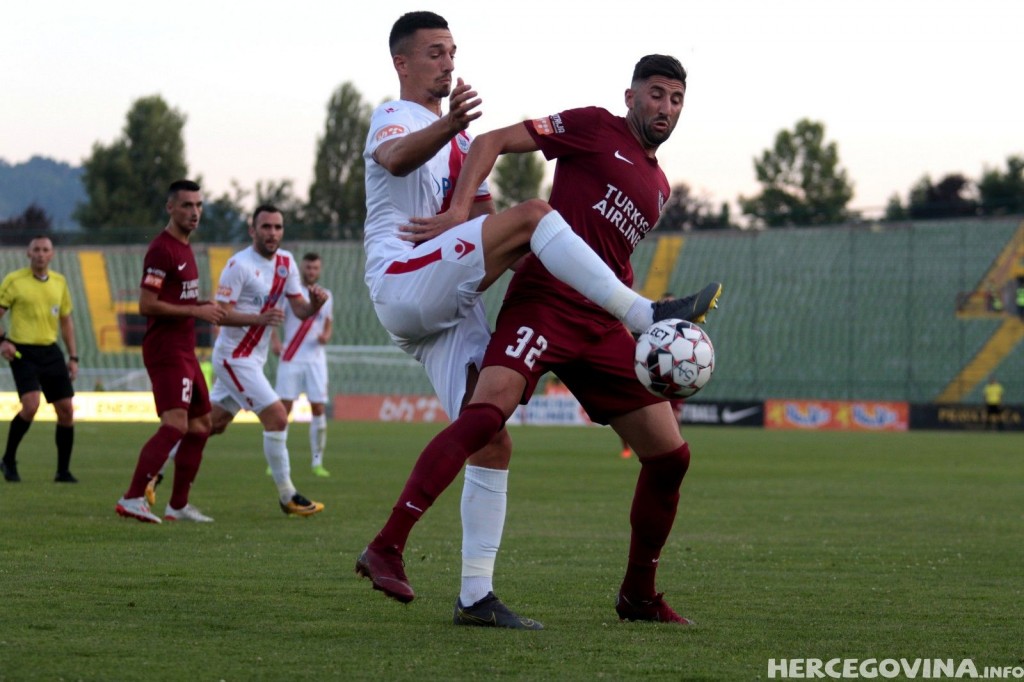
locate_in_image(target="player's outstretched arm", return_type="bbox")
[401,122,538,243]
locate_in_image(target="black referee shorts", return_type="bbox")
[9,343,75,403]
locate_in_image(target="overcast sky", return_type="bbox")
[3,0,1021,217]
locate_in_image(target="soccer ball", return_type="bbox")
[634,319,715,398]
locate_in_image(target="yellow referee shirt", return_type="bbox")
[0,267,73,345]
[984,381,1003,407]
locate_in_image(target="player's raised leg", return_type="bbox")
[476,201,720,333]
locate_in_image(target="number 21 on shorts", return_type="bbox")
[505,326,547,369]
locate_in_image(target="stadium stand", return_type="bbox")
[1,217,1021,404]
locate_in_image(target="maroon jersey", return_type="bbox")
[506,106,671,320]
[140,230,201,362]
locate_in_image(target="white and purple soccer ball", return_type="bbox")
[634,319,715,399]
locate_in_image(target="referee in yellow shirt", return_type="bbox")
[0,236,79,482]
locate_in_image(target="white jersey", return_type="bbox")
[280,288,333,364]
[213,246,303,364]
[362,98,491,288]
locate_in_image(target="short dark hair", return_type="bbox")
[302,252,321,263]
[389,11,448,55]
[252,204,282,225]
[168,179,200,200]
[632,54,687,87]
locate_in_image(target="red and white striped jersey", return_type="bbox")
[279,288,333,364]
[213,245,303,363]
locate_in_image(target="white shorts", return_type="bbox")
[275,359,329,404]
[210,356,280,416]
[369,216,489,418]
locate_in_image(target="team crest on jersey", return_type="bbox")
[658,191,666,213]
[276,265,288,278]
[51,305,60,316]
[218,285,233,298]
[374,124,406,142]
[455,132,471,154]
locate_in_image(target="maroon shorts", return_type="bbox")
[146,354,211,418]
[482,300,663,425]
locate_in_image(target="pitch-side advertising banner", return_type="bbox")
[678,401,764,427]
[332,394,593,426]
[765,400,909,431]
[0,392,310,423]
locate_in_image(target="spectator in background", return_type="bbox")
[984,376,1004,431]
[0,236,79,483]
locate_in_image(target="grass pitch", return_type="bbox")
[0,422,1021,680]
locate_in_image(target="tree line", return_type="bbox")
[5,85,1022,244]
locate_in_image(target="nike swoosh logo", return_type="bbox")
[614,150,634,165]
[405,501,424,513]
[177,263,187,270]
[722,406,761,424]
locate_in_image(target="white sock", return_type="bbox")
[460,465,508,606]
[264,430,296,503]
[310,414,327,467]
[530,211,653,333]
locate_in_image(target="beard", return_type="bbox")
[641,118,675,147]
[428,83,452,100]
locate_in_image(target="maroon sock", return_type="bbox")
[124,425,183,499]
[169,431,209,510]
[621,443,691,599]
[373,402,506,553]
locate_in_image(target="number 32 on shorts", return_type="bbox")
[505,326,547,369]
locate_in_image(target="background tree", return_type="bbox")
[75,95,188,243]
[197,180,250,244]
[254,179,311,236]
[0,203,53,245]
[884,194,908,221]
[306,82,371,240]
[739,118,853,228]
[656,183,733,231]
[907,173,977,220]
[492,150,545,210]
[977,155,1024,216]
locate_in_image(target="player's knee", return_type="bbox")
[189,415,213,438]
[209,415,230,435]
[519,198,553,233]
[642,443,691,487]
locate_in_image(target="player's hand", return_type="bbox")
[0,340,14,362]
[67,360,78,382]
[445,77,482,132]
[258,308,286,326]
[308,285,328,309]
[400,209,467,244]
[194,302,226,325]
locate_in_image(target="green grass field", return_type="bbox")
[1,421,1022,680]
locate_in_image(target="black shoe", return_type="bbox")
[652,282,722,324]
[54,471,78,483]
[1,459,20,482]
[453,592,544,630]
